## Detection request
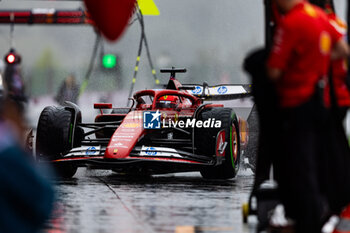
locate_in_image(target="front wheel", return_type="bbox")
[54,164,78,179]
[195,108,240,179]
[36,106,78,178]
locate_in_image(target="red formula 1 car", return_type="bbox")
[36,68,250,179]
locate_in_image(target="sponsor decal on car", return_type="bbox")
[143,110,161,129]
[114,142,128,148]
[125,113,143,120]
[191,86,202,94]
[217,86,228,94]
[120,128,137,133]
[118,139,133,142]
[115,135,134,138]
[189,85,248,97]
[65,146,101,157]
[216,130,227,157]
[139,146,182,158]
[86,146,97,155]
[122,123,142,128]
[145,147,157,156]
[113,135,134,142]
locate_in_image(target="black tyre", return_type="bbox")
[54,164,78,179]
[36,106,77,178]
[195,108,240,179]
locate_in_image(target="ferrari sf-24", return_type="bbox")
[36,68,250,179]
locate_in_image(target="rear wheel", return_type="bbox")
[36,106,78,178]
[195,108,240,179]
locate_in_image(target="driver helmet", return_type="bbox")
[156,95,179,109]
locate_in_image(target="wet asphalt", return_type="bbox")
[45,169,255,233]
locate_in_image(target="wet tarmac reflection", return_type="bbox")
[44,168,254,233]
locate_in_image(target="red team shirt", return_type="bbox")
[325,13,350,107]
[267,2,342,108]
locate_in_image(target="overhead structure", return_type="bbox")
[84,0,136,41]
[0,1,159,98]
[137,0,160,15]
[0,9,93,25]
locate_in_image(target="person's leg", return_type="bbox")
[339,107,348,122]
[321,106,350,214]
[273,105,325,233]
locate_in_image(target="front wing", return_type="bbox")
[49,145,217,174]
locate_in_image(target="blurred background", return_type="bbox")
[0,0,347,125]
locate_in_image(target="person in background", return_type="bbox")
[55,74,79,105]
[0,59,55,233]
[322,4,350,233]
[266,0,349,232]
[324,5,350,120]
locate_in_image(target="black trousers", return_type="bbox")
[322,106,350,214]
[339,107,348,121]
[243,48,279,191]
[273,96,327,233]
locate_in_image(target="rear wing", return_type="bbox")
[180,84,252,101]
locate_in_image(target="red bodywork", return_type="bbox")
[92,88,248,162]
[51,79,250,173]
[103,89,201,162]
